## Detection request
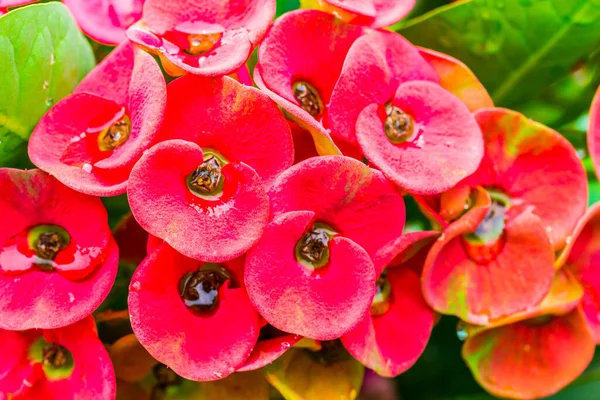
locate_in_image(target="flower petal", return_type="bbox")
[128,139,269,262]
[422,188,555,324]
[465,108,587,249]
[342,268,434,377]
[269,156,405,272]
[63,0,143,45]
[356,81,484,195]
[0,169,117,330]
[328,30,438,146]
[418,47,493,112]
[156,75,293,188]
[560,203,600,342]
[245,211,376,340]
[129,244,260,381]
[462,307,595,399]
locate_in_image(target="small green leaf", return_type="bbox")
[398,0,600,107]
[0,3,95,166]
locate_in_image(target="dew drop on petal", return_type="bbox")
[457,322,468,341]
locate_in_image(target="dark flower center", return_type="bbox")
[179,264,231,315]
[36,233,64,261]
[189,156,222,193]
[293,81,323,119]
[384,104,414,143]
[28,225,70,263]
[370,272,392,316]
[184,33,222,56]
[42,343,72,369]
[186,150,228,200]
[295,223,337,269]
[98,116,131,151]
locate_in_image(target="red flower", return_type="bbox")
[128,76,292,262]
[422,108,587,324]
[462,272,595,399]
[0,169,118,330]
[254,10,364,156]
[341,232,437,377]
[0,316,116,399]
[304,0,415,28]
[29,42,166,197]
[331,30,484,195]
[245,156,405,339]
[63,0,144,45]
[128,243,260,381]
[558,202,600,342]
[126,0,275,77]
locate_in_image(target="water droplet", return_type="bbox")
[68,292,75,303]
[42,81,49,89]
[82,163,93,173]
[45,98,54,107]
[132,281,142,291]
[213,372,223,378]
[457,322,468,341]
[49,53,55,65]
[281,342,291,349]
[22,379,32,388]
[179,265,231,316]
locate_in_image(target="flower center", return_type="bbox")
[179,264,231,316]
[98,115,131,151]
[462,191,510,264]
[184,33,222,56]
[370,272,392,316]
[186,150,228,200]
[295,222,337,269]
[28,337,75,380]
[384,104,414,143]
[28,225,70,263]
[292,81,323,119]
[42,343,71,369]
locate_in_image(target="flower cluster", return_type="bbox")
[1,0,599,399]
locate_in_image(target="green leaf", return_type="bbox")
[398,0,600,107]
[0,3,95,166]
[277,0,300,17]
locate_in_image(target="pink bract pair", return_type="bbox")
[0,168,118,398]
[255,9,492,195]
